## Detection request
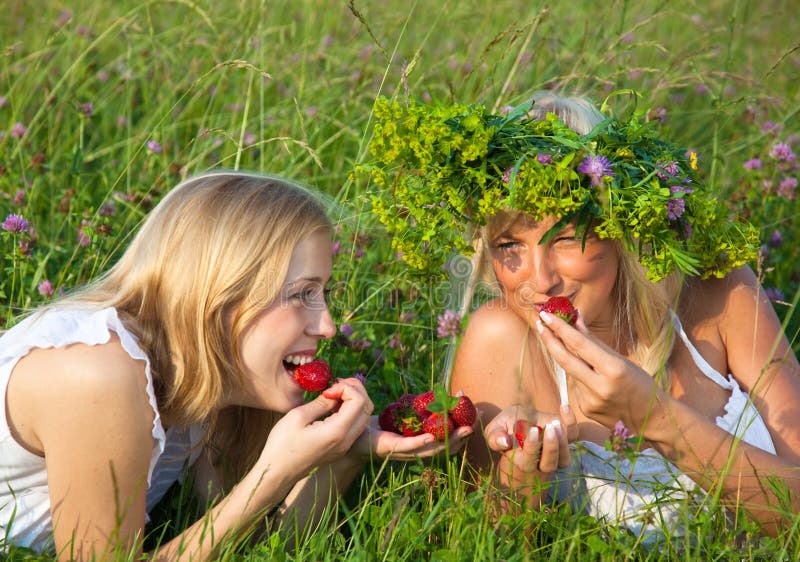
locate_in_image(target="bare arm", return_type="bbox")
[536,268,800,534]
[450,302,571,510]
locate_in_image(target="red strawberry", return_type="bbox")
[412,390,435,417]
[422,412,456,441]
[378,400,424,436]
[514,420,543,448]
[293,359,331,392]
[449,395,476,427]
[540,296,578,325]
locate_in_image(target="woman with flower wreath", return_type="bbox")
[364,92,800,541]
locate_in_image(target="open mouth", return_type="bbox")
[282,354,314,375]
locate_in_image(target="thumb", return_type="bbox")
[292,393,339,424]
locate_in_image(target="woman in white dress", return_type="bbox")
[366,92,800,541]
[0,171,471,560]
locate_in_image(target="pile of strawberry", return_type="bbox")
[378,387,476,441]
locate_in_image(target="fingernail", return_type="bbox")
[544,423,556,440]
[551,419,562,437]
[498,435,511,449]
[539,310,552,324]
[536,320,544,334]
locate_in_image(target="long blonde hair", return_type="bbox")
[58,171,332,478]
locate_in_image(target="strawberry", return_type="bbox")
[293,358,331,392]
[378,400,424,436]
[514,420,543,448]
[412,390,435,417]
[422,412,455,441]
[449,395,476,427]
[540,296,578,325]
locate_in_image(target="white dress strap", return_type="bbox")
[670,312,731,389]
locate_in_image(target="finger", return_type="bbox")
[519,426,542,471]
[537,423,561,472]
[486,428,513,452]
[294,393,341,424]
[552,419,571,468]
[559,403,579,442]
[536,315,597,386]
[538,310,615,373]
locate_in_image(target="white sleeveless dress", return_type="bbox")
[0,307,205,552]
[547,314,776,544]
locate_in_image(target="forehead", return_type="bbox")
[488,212,566,238]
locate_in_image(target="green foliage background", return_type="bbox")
[1,0,799,559]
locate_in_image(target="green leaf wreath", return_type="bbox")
[357,96,758,282]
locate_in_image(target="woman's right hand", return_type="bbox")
[484,404,576,490]
[257,377,373,481]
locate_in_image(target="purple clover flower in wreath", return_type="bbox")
[667,198,686,221]
[577,154,615,187]
[536,153,554,165]
[2,213,29,233]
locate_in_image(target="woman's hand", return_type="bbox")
[349,416,474,461]
[484,404,575,490]
[536,310,668,434]
[256,377,373,480]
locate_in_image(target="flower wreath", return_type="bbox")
[357,96,758,282]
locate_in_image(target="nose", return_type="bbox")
[531,246,561,294]
[310,303,337,340]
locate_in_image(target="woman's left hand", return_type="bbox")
[350,416,474,461]
[536,310,669,434]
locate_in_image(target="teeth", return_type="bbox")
[284,355,313,366]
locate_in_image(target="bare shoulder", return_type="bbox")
[452,300,544,411]
[679,266,766,330]
[8,333,154,452]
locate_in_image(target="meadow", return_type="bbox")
[1,0,799,559]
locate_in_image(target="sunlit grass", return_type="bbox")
[1,0,798,559]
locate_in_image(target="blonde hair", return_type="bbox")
[452,93,681,388]
[57,171,332,479]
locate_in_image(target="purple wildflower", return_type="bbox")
[399,310,416,324]
[97,70,109,82]
[667,198,686,221]
[657,160,680,181]
[305,106,319,119]
[536,153,554,165]
[769,230,783,248]
[77,220,92,247]
[695,83,709,95]
[765,287,785,303]
[577,155,615,187]
[350,338,372,351]
[422,91,432,103]
[116,116,129,128]
[0,95,7,108]
[388,332,402,349]
[649,107,667,125]
[10,122,27,139]
[436,309,462,338]
[56,10,72,27]
[609,420,633,455]
[761,121,784,136]
[2,213,29,233]
[17,238,31,257]
[331,240,343,256]
[354,372,367,385]
[354,246,365,259]
[38,280,54,297]
[340,323,354,338]
[99,201,116,217]
[77,102,94,117]
[743,158,762,171]
[500,105,514,115]
[146,140,163,154]
[502,167,513,184]
[13,190,25,206]
[778,177,797,199]
[770,142,796,163]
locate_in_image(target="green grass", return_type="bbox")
[2,0,799,559]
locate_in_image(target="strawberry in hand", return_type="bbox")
[538,296,578,325]
[293,358,332,392]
